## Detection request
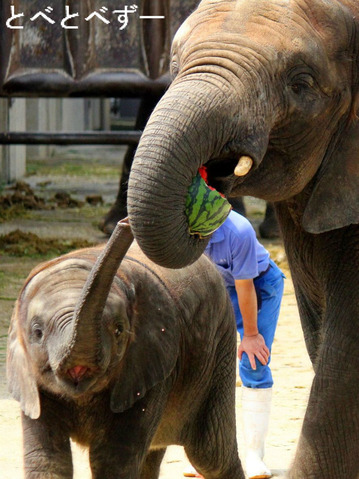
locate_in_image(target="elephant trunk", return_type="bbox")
[59,219,133,372]
[128,78,237,268]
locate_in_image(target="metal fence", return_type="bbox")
[0,0,198,146]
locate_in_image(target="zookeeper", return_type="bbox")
[205,209,284,479]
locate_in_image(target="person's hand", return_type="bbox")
[238,334,270,370]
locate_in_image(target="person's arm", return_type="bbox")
[235,278,270,370]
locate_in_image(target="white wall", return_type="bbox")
[0,98,111,183]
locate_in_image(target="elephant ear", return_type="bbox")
[110,269,180,413]
[302,114,359,233]
[6,300,41,419]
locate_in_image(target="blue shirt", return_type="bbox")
[205,211,270,289]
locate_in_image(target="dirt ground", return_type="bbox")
[0,148,314,478]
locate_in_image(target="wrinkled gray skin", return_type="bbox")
[127,0,359,477]
[7,221,243,479]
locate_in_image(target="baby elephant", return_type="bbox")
[7,220,244,479]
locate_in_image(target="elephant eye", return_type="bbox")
[171,60,179,78]
[291,82,310,95]
[289,73,316,96]
[31,322,44,342]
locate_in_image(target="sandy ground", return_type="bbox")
[0,151,314,478]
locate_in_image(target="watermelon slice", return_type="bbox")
[185,167,231,238]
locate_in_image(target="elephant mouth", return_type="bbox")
[184,155,255,238]
[60,374,100,398]
[51,365,103,398]
[204,157,243,196]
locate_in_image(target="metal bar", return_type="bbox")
[0,131,142,145]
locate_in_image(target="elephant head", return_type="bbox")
[127,0,359,268]
[6,219,180,418]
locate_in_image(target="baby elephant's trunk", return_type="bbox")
[59,218,134,373]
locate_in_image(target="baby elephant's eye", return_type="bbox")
[31,322,44,342]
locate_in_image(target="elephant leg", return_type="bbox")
[184,402,245,479]
[140,448,167,479]
[90,392,168,479]
[259,202,280,239]
[184,338,245,478]
[289,331,359,478]
[100,93,163,235]
[294,287,324,367]
[89,441,145,479]
[21,411,73,478]
[228,197,246,216]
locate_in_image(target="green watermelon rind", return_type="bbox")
[185,173,232,238]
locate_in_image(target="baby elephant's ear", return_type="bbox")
[110,279,180,413]
[7,301,40,420]
[302,116,359,233]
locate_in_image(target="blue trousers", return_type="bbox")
[228,259,285,389]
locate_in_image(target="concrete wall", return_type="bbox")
[0,98,111,183]
[26,98,62,159]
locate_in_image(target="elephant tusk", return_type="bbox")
[234,156,253,177]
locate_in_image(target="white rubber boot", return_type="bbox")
[242,387,272,479]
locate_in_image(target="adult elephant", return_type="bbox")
[127,0,359,477]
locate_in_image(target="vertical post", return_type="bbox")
[0,98,8,182]
[142,0,168,79]
[0,98,26,182]
[26,98,54,159]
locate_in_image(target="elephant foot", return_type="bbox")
[99,201,127,236]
